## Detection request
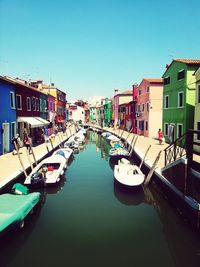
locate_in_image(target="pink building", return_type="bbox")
[136,78,163,138]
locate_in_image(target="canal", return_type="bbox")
[0,131,200,267]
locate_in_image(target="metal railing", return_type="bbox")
[164,130,200,166]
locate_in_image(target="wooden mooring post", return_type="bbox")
[14,141,28,178]
[139,145,151,169]
[25,149,33,171]
[144,150,162,186]
[30,145,37,166]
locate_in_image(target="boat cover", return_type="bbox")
[0,192,40,232]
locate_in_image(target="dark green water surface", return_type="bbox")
[0,132,200,267]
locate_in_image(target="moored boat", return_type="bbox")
[53,148,73,162]
[0,191,40,234]
[24,155,66,186]
[114,158,145,187]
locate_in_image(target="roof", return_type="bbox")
[115,89,132,96]
[174,58,200,64]
[0,76,48,94]
[143,78,163,84]
[162,58,200,77]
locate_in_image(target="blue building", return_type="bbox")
[0,77,17,155]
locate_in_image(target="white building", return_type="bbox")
[67,104,85,123]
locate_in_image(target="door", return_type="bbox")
[2,123,10,154]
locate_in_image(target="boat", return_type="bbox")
[52,148,73,162]
[101,132,112,138]
[109,146,130,158]
[0,191,40,234]
[114,158,145,187]
[107,134,120,143]
[24,155,66,186]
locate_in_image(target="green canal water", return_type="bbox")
[0,131,200,267]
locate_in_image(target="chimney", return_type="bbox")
[114,89,119,95]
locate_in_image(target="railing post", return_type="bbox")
[173,142,177,162]
[185,130,193,196]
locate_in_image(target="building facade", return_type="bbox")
[136,78,163,138]
[162,59,200,143]
[0,77,17,154]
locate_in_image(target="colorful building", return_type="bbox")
[67,103,85,123]
[103,98,112,127]
[136,78,163,138]
[125,84,138,133]
[0,77,17,154]
[194,68,200,153]
[162,59,200,143]
[113,89,133,127]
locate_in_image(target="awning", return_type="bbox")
[17,117,49,128]
[35,117,50,126]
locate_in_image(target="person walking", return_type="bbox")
[12,134,21,155]
[24,135,32,154]
[158,129,163,145]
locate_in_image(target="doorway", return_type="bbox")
[2,123,10,154]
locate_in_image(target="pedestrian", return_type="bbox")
[12,134,21,155]
[158,128,163,145]
[24,135,32,154]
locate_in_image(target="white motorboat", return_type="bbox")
[64,135,75,147]
[74,132,85,144]
[52,148,73,162]
[109,146,130,157]
[114,158,145,187]
[24,155,67,186]
[101,132,112,138]
[107,134,120,142]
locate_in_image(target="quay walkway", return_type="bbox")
[0,125,76,189]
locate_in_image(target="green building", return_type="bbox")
[162,59,200,143]
[103,99,112,127]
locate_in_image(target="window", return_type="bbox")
[32,97,36,111]
[142,104,144,112]
[40,99,42,111]
[146,102,149,112]
[177,124,183,138]
[164,123,168,136]
[145,121,148,131]
[164,76,170,85]
[178,91,183,108]
[146,87,149,93]
[197,85,200,104]
[177,69,185,81]
[139,90,142,95]
[164,95,169,109]
[10,91,15,109]
[11,122,16,139]
[36,98,39,111]
[27,97,31,111]
[16,94,22,110]
[197,122,200,140]
[139,120,144,130]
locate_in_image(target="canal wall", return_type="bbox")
[94,125,200,229]
[0,124,77,191]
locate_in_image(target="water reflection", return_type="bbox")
[114,180,145,206]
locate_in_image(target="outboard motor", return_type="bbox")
[31,171,44,185]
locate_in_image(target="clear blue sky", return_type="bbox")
[1,0,200,100]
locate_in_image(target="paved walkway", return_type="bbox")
[0,125,76,189]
